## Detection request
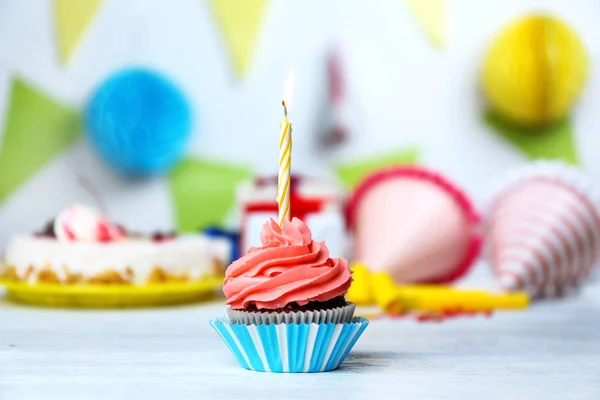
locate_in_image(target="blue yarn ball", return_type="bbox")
[85,68,193,176]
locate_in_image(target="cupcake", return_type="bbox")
[211,217,369,373]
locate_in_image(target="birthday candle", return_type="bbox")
[277,71,294,226]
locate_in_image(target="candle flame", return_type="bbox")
[282,70,295,111]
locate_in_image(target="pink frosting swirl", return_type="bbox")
[223,217,352,310]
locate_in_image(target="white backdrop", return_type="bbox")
[0,0,598,247]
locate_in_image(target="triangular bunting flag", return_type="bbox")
[484,110,578,164]
[406,0,445,48]
[54,0,103,63]
[209,0,269,77]
[168,158,253,232]
[334,148,420,189]
[0,78,82,203]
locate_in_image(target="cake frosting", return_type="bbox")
[223,218,352,309]
[1,204,230,285]
[3,234,230,284]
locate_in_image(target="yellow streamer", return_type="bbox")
[348,264,529,313]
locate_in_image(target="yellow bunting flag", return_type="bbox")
[53,0,103,63]
[209,0,269,77]
[406,0,445,48]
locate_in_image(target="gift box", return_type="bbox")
[237,176,348,258]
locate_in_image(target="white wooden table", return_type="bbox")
[1,267,599,400]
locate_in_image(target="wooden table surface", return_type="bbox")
[1,268,599,400]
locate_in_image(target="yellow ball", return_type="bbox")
[482,15,589,127]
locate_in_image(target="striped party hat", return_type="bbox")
[486,162,600,298]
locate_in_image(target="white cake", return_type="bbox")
[0,204,231,285]
[1,234,230,285]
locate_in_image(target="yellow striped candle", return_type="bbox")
[277,71,294,227]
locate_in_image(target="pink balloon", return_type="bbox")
[346,166,481,284]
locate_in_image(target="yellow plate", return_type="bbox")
[0,278,223,309]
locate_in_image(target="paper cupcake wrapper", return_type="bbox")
[226,302,356,325]
[345,165,482,283]
[210,316,369,373]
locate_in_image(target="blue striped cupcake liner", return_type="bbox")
[210,317,369,373]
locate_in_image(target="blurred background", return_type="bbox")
[0,0,598,249]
